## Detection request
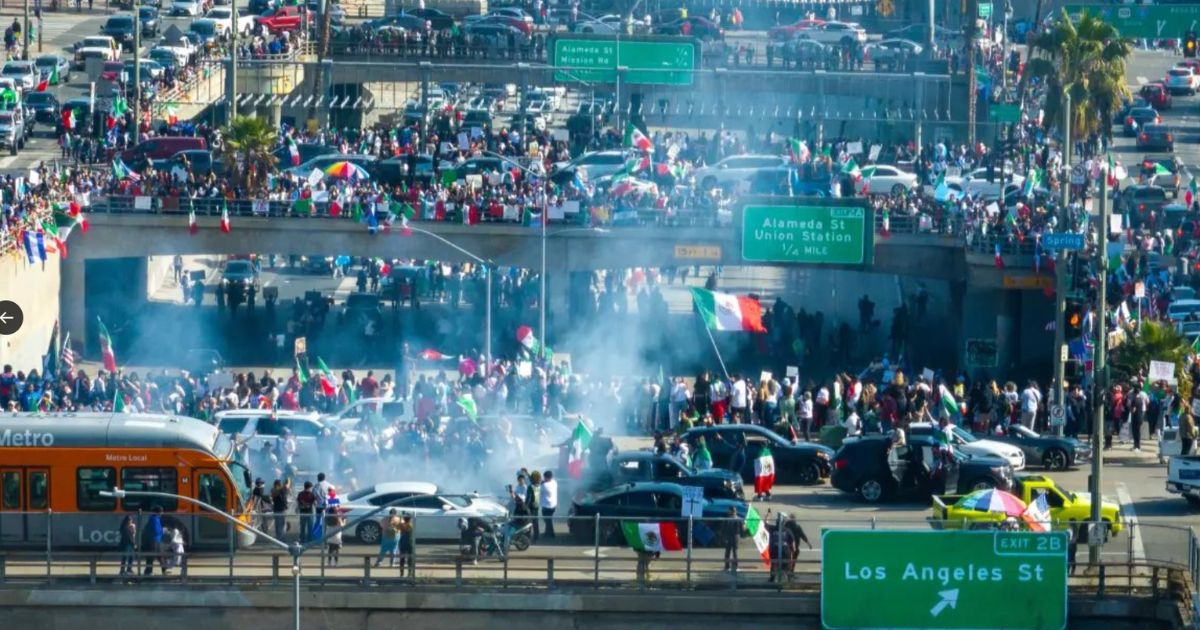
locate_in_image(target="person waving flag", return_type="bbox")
[754,446,775,500]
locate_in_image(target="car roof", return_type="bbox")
[367,481,439,496]
[214,409,321,420]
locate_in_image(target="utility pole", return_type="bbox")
[1051,92,1071,436]
[309,0,334,123]
[133,0,142,131]
[229,0,238,122]
[1088,173,1109,566]
[966,0,978,146]
[22,0,30,60]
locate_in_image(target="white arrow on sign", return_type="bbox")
[930,589,959,617]
[0,313,10,324]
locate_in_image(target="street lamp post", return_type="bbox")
[100,488,421,630]
[403,225,494,371]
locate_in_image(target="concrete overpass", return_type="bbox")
[64,204,1055,374]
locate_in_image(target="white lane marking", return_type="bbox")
[580,548,607,558]
[0,155,18,169]
[1115,482,1146,562]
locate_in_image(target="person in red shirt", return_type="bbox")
[279,385,300,411]
[360,370,379,399]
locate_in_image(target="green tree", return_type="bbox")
[1022,9,1132,139]
[221,115,279,191]
[1110,321,1193,397]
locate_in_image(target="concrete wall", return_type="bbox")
[147,256,177,300]
[0,255,60,373]
[0,587,1184,630]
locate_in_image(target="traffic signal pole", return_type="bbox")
[1052,93,1071,436]
[1088,173,1109,567]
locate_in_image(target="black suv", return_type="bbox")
[100,15,136,50]
[1117,184,1170,229]
[830,434,1013,503]
[681,424,834,485]
[592,451,745,500]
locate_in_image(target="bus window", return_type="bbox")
[28,471,48,510]
[120,468,179,511]
[77,467,117,511]
[2,471,19,509]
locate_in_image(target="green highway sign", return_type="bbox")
[978,2,993,18]
[552,36,697,86]
[741,201,873,265]
[1065,4,1200,39]
[989,103,1022,123]
[822,530,1068,630]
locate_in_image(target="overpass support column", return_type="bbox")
[960,286,1019,380]
[60,255,86,350]
[546,270,571,347]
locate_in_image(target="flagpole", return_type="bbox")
[702,322,730,382]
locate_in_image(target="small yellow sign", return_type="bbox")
[1002,275,1053,290]
[674,245,722,261]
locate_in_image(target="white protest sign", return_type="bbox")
[760,371,773,383]
[1110,214,1123,234]
[1149,360,1176,383]
[986,202,1000,216]
[922,368,935,382]
[517,361,533,378]
[208,371,235,389]
[868,144,882,161]
[786,366,799,379]
[134,196,152,210]
[846,141,863,155]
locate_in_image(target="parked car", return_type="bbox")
[212,409,335,472]
[857,164,919,195]
[972,425,1090,470]
[121,136,207,162]
[188,18,222,46]
[255,5,308,33]
[170,0,202,16]
[907,422,1027,470]
[681,424,835,485]
[24,91,58,125]
[272,141,338,168]
[797,20,867,46]
[830,434,1013,503]
[567,481,748,544]
[767,17,824,40]
[204,6,255,34]
[405,7,455,30]
[591,450,746,500]
[138,6,161,37]
[0,60,35,91]
[655,16,722,40]
[574,14,624,33]
[33,54,70,85]
[552,149,630,181]
[1136,123,1174,152]
[154,149,223,177]
[1167,298,1200,322]
[865,38,923,65]
[1166,454,1200,507]
[0,108,28,154]
[693,154,790,190]
[341,482,508,543]
[100,14,137,49]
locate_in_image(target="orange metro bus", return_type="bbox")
[0,413,258,550]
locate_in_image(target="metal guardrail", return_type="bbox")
[0,512,1195,601]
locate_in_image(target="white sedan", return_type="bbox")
[171,0,202,16]
[858,164,918,195]
[340,482,509,543]
[910,422,1026,470]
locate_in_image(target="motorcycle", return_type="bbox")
[461,518,533,561]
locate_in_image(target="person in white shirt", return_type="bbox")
[539,471,558,538]
[843,410,862,437]
[731,376,748,421]
[799,392,815,441]
[1019,381,1042,428]
[669,378,690,431]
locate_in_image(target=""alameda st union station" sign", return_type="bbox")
[741,201,873,265]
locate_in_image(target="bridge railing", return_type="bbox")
[0,513,1193,603]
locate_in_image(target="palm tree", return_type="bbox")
[221,115,279,192]
[1111,321,1193,397]
[1022,9,1132,140]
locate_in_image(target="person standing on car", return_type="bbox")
[539,470,557,539]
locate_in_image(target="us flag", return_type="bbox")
[60,331,75,373]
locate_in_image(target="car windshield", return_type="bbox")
[35,57,56,67]
[192,22,215,35]
[345,487,374,502]
[1013,425,1040,438]
[225,260,251,274]
[25,93,51,104]
[443,495,471,508]
[2,66,25,76]
[951,426,978,443]
[107,17,133,28]
[83,38,112,47]
[0,113,14,124]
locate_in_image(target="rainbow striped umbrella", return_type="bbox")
[953,489,1027,517]
[323,161,369,181]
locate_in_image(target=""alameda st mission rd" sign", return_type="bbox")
[740,201,873,265]
[822,530,1068,630]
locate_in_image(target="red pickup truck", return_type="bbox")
[255,5,308,33]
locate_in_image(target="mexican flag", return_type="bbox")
[315,357,337,396]
[1152,162,1172,176]
[939,384,959,419]
[188,207,198,234]
[744,505,771,568]
[690,287,766,332]
[294,356,308,385]
[517,325,544,355]
[754,446,776,495]
[220,203,231,233]
[621,522,683,552]
[97,317,117,372]
[567,420,592,479]
[1187,178,1197,206]
[842,158,862,181]
[457,394,478,422]
[623,122,654,153]
[288,137,301,166]
[418,349,449,360]
[166,105,179,126]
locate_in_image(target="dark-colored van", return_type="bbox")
[121,136,207,162]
